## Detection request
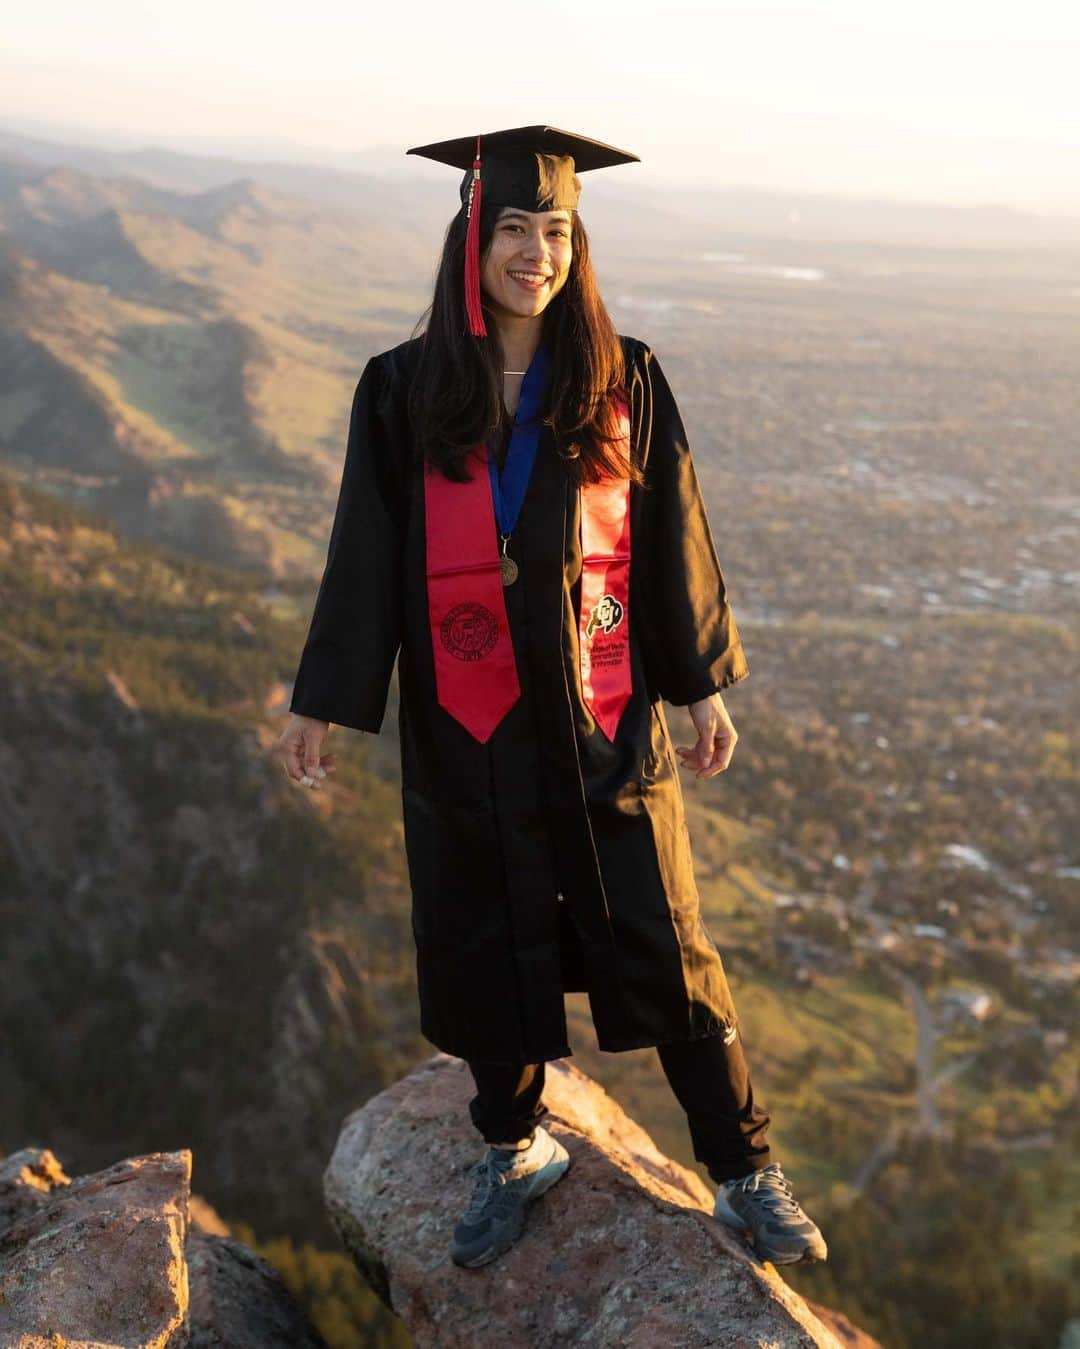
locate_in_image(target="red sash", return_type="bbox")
[423,445,521,744]
[578,393,632,740]
[424,401,632,744]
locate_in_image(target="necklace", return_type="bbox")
[503,370,526,375]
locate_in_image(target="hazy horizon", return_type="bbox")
[4,0,1080,215]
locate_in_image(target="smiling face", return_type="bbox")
[479,206,574,320]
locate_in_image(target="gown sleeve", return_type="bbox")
[288,355,404,733]
[631,344,750,707]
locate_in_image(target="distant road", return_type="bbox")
[900,972,944,1138]
[850,971,958,1193]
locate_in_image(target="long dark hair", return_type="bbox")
[407,199,646,488]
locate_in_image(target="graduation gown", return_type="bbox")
[289,334,750,1064]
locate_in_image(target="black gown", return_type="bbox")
[289,334,750,1064]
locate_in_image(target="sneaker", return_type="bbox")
[713,1162,828,1265]
[450,1125,571,1268]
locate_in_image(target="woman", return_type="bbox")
[278,126,827,1271]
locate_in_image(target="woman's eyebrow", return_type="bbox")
[498,211,572,224]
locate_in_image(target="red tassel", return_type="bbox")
[464,135,488,337]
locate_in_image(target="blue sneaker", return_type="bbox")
[713,1162,828,1265]
[451,1125,571,1268]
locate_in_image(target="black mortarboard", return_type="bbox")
[406,125,639,337]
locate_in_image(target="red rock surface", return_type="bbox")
[0,1148,190,1347]
[325,1052,881,1348]
[0,1147,328,1347]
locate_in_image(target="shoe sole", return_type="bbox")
[713,1190,828,1266]
[451,1151,572,1269]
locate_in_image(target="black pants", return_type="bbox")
[465,1022,773,1185]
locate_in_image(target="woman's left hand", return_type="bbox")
[674,693,738,780]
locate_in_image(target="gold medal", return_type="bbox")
[499,533,518,586]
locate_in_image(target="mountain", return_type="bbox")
[4,122,1080,245]
[0,469,424,1242]
[0,154,433,578]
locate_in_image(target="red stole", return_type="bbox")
[424,395,632,745]
[577,393,632,740]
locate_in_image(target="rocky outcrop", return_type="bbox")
[0,1149,189,1346]
[325,1053,881,1348]
[0,1147,327,1348]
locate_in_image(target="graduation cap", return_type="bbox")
[406,125,639,337]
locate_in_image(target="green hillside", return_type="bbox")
[0,470,425,1236]
[0,163,433,580]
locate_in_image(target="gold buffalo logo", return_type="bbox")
[585,594,624,639]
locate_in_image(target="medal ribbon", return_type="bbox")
[487,342,550,536]
[578,393,632,742]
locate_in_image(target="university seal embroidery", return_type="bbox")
[440,601,500,662]
[585,593,624,640]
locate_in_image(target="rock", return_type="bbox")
[0,1149,71,1236]
[0,1147,328,1348]
[324,1053,880,1348]
[0,1148,190,1347]
[186,1231,329,1349]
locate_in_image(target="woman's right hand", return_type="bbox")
[278,713,337,790]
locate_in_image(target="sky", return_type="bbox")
[5,0,1080,211]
